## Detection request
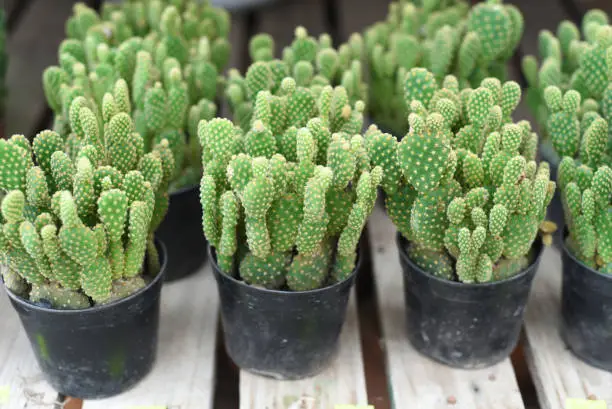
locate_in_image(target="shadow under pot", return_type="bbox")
[397,233,543,369]
[209,245,359,380]
[157,184,208,282]
[561,233,612,372]
[3,240,167,399]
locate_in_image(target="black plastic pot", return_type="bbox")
[209,246,359,380]
[398,233,543,369]
[4,240,167,399]
[561,236,612,371]
[157,184,207,282]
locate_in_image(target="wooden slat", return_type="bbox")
[368,207,526,409]
[254,0,327,51]
[523,247,612,409]
[82,264,219,409]
[239,290,369,409]
[337,0,390,42]
[0,283,61,408]
[5,0,74,137]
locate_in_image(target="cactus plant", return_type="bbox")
[200,78,380,291]
[0,9,7,121]
[42,0,230,192]
[544,82,612,273]
[364,0,524,138]
[0,82,174,309]
[522,9,611,139]
[365,68,555,283]
[225,26,367,132]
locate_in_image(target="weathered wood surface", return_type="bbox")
[5,0,73,136]
[368,207,526,409]
[239,291,368,409]
[0,283,60,409]
[82,264,219,409]
[523,247,612,409]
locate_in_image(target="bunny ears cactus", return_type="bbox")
[364,0,524,137]
[225,26,367,131]
[0,84,174,309]
[200,83,380,291]
[522,9,612,134]
[365,68,555,283]
[42,0,231,191]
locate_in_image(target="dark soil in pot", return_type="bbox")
[209,245,359,380]
[157,184,207,282]
[3,240,167,399]
[561,235,612,372]
[397,233,543,369]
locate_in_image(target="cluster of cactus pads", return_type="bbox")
[42,0,230,191]
[226,26,366,131]
[0,9,7,119]
[365,67,555,283]
[0,80,174,309]
[200,77,380,291]
[522,9,611,136]
[365,0,523,137]
[543,84,612,272]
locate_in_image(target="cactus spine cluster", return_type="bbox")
[226,26,367,132]
[42,0,230,192]
[365,0,523,138]
[201,74,379,291]
[0,80,173,309]
[365,67,555,283]
[0,9,7,119]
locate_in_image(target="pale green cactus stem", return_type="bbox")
[364,0,522,138]
[365,68,555,283]
[200,84,380,291]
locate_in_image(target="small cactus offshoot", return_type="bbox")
[364,0,523,138]
[42,0,231,192]
[200,80,380,291]
[0,84,173,309]
[365,68,555,283]
[226,26,367,132]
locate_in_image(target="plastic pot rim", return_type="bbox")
[561,228,611,281]
[396,232,544,289]
[208,244,360,296]
[3,238,168,315]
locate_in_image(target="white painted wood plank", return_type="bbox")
[0,277,61,409]
[83,263,219,409]
[368,206,525,409]
[523,247,612,409]
[239,290,368,409]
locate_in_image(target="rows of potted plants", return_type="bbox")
[0,0,609,400]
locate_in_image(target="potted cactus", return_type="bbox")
[364,0,523,139]
[225,26,366,132]
[0,82,174,398]
[200,78,380,379]
[43,0,231,280]
[522,9,611,235]
[542,83,612,368]
[0,8,7,138]
[364,68,555,368]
